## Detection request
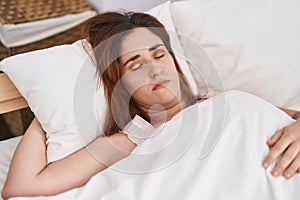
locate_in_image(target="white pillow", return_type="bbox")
[171,0,300,110]
[0,40,106,163]
[0,1,197,163]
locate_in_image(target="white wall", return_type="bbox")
[87,0,182,12]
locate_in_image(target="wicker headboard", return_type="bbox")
[0,73,28,114]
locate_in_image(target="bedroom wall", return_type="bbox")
[87,0,183,12]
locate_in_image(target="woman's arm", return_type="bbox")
[262,107,300,179]
[1,117,136,199]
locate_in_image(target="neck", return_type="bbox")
[147,99,188,128]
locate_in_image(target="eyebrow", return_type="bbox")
[149,43,164,51]
[123,43,165,67]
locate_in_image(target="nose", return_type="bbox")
[149,64,163,79]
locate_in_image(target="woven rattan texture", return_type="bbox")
[0,0,94,24]
[0,23,82,60]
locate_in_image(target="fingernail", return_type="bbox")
[266,141,272,146]
[272,170,279,176]
[285,172,291,178]
[262,162,268,168]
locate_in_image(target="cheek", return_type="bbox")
[163,66,182,98]
[163,61,180,85]
[163,56,179,79]
[121,72,150,96]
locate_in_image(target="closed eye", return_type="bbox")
[154,54,164,59]
[132,63,143,71]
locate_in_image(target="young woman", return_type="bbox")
[2,12,300,199]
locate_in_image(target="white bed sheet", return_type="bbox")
[0,136,21,199]
[1,91,299,199]
[0,11,96,48]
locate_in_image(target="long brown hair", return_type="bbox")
[82,11,196,136]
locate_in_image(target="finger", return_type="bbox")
[271,143,299,177]
[267,129,284,147]
[262,136,291,169]
[283,152,300,179]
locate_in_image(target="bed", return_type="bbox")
[1,0,300,199]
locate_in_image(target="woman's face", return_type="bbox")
[119,27,181,110]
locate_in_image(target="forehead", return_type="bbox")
[120,27,163,56]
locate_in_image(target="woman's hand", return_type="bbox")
[262,112,300,179]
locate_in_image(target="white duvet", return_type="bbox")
[2,90,300,200]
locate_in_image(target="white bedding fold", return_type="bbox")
[8,90,300,199]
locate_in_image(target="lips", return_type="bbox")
[152,80,170,90]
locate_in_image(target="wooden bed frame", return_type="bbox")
[0,73,28,114]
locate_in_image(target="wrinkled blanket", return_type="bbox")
[11,90,300,200]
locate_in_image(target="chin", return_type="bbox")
[155,90,181,107]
